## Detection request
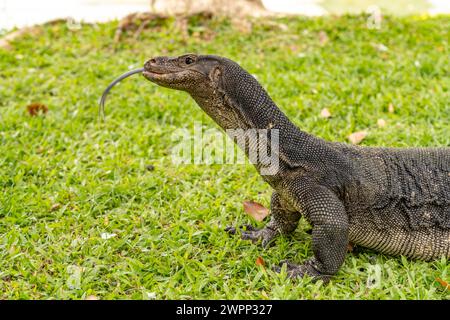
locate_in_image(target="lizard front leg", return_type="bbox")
[226,192,301,248]
[274,182,349,282]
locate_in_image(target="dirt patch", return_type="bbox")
[0,25,42,50]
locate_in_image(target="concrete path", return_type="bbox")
[428,0,450,15]
[261,0,326,16]
[1,0,449,31]
[0,0,149,30]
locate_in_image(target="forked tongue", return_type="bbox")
[99,68,145,119]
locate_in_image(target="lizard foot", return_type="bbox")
[225,224,278,248]
[272,259,332,283]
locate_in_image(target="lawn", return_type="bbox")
[0,13,449,299]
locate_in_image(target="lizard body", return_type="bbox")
[141,54,450,281]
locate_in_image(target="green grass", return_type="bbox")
[0,14,449,300]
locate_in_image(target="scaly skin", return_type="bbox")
[141,54,450,282]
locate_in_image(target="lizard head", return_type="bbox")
[143,54,223,98]
[142,53,280,134]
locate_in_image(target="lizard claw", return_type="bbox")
[272,264,282,273]
[226,224,278,248]
[273,259,332,282]
[224,226,236,234]
[224,224,255,235]
[272,260,306,278]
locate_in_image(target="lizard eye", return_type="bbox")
[178,55,197,67]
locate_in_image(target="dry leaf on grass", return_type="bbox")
[377,119,386,128]
[146,292,157,300]
[318,31,329,45]
[320,108,331,118]
[388,103,395,113]
[243,201,269,222]
[256,256,265,267]
[85,295,98,300]
[372,42,388,52]
[436,278,450,291]
[50,203,61,212]
[348,131,367,145]
[26,103,48,116]
[100,232,117,240]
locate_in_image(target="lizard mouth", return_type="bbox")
[143,72,168,84]
[143,69,165,75]
[142,70,164,78]
[142,69,185,83]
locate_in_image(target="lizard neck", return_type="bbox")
[191,80,315,180]
[189,59,350,181]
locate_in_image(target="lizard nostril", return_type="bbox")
[145,59,157,69]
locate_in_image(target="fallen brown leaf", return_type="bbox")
[85,295,99,300]
[318,31,329,45]
[388,103,395,113]
[255,256,265,267]
[436,278,450,291]
[348,131,367,145]
[320,108,331,118]
[50,203,61,212]
[371,42,388,52]
[377,119,386,128]
[26,103,48,116]
[243,201,269,222]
